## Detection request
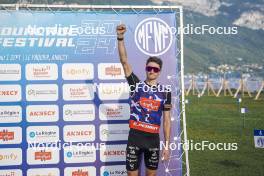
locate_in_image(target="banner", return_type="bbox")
[0,11,181,176]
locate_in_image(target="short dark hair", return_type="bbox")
[146,56,163,70]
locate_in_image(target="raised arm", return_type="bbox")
[162,92,172,161]
[116,24,132,77]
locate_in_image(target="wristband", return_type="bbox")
[117,37,124,41]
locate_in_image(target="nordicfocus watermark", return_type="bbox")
[134,17,238,56]
[28,140,106,151]
[69,82,172,93]
[28,140,238,151]
[179,24,238,35]
[161,140,238,151]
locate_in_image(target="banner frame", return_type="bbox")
[0,4,189,176]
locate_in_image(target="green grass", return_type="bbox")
[185,95,264,176]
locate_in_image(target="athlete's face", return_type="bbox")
[145,62,161,81]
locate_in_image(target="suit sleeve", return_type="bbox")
[126,72,140,93]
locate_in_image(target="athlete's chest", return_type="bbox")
[134,89,166,112]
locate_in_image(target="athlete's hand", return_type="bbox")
[116,24,126,36]
[161,149,170,162]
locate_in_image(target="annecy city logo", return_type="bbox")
[135,17,173,56]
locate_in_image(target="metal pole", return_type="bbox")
[180,7,190,176]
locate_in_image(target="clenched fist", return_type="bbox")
[116,24,126,36]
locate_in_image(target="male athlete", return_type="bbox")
[116,24,172,176]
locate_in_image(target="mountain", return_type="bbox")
[151,0,264,76]
[1,0,264,76]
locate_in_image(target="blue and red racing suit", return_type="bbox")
[127,72,172,134]
[125,72,172,171]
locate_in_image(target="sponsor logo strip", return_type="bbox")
[98,83,129,100]
[27,168,60,176]
[26,105,59,122]
[27,147,60,165]
[27,126,59,143]
[0,106,22,123]
[100,144,126,162]
[0,127,22,144]
[99,103,130,121]
[100,124,129,141]
[0,148,22,166]
[98,63,125,80]
[129,120,160,133]
[100,165,127,176]
[0,64,21,81]
[26,84,58,101]
[63,104,95,122]
[62,63,94,80]
[63,125,95,142]
[63,84,95,101]
[64,166,96,176]
[64,145,96,163]
[0,169,22,176]
[26,63,58,80]
[0,85,21,102]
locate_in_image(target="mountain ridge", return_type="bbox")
[0,0,263,76]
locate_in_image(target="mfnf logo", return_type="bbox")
[135,17,173,56]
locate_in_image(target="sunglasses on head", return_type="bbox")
[145,66,160,73]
